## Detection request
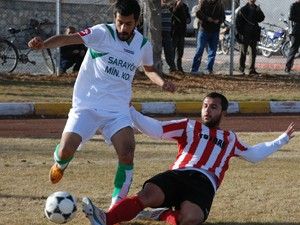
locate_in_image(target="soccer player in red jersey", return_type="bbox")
[82,92,295,225]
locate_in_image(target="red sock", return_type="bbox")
[159,209,180,225]
[106,196,145,225]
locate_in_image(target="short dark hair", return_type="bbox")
[114,0,141,21]
[204,92,229,111]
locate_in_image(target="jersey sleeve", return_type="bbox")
[233,134,249,155]
[140,40,154,66]
[79,24,106,49]
[130,106,187,140]
[234,133,290,163]
[160,119,188,141]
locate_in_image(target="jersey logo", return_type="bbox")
[123,48,134,55]
[79,28,91,36]
[90,49,109,59]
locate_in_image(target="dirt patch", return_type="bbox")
[0,72,299,138]
[1,115,299,138]
[1,71,300,94]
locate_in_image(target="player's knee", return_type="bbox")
[179,201,205,225]
[116,142,135,163]
[179,213,204,225]
[137,189,152,206]
[117,149,134,164]
[137,183,164,207]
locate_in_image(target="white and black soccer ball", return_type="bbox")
[44,191,77,224]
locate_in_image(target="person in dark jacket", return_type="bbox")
[161,0,177,73]
[171,0,191,73]
[191,0,225,75]
[60,26,86,73]
[285,0,300,73]
[235,0,264,75]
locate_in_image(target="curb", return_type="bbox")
[1,101,300,117]
[256,62,300,71]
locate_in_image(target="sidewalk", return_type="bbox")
[1,101,300,117]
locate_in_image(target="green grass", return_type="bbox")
[0,132,299,225]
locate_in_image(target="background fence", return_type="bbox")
[180,0,300,75]
[0,0,299,75]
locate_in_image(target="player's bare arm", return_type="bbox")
[28,33,84,50]
[143,65,176,93]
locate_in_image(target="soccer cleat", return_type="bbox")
[49,163,64,184]
[134,208,169,221]
[82,197,106,225]
[249,70,259,75]
[284,67,291,74]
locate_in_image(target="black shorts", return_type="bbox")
[143,170,215,221]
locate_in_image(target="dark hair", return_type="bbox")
[204,92,228,111]
[114,0,141,21]
[64,26,76,34]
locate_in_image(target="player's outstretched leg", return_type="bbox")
[49,144,73,184]
[83,195,145,225]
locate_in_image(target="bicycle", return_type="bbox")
[0,18,56,74]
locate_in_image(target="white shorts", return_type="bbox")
[63,108,133,145]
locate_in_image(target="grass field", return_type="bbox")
[0,132,299,225]
[0,72,299,224]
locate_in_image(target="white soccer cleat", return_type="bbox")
[134,208,169,221]
[82,197,106,225]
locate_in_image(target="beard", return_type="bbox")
[202,114,222,128]
[117,30,134,41]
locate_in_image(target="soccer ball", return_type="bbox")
[44,191,77,224]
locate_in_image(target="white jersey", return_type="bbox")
[73,24,153,113]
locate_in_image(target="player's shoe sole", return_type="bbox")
[135,208,168,221]
[82,197,106,225]
[49,163,64,184]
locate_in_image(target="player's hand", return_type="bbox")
[162,80,176,93]
[285,122,295,139]
[28,36,44,50]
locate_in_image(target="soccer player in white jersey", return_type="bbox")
[81,92,295,225]
[28,0,175,209]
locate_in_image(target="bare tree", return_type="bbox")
[223,0,240,10]
[144,0,176,74]
[144,0,163,73]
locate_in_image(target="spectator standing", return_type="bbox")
[60,26,86,73]
[171,0,191,73]
[161,0,177,73]
[235,0,265,75]
[285,0,300,73]
[191,0,225,75]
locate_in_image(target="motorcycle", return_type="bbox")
[258,15,291,58]
[217,10,240,55]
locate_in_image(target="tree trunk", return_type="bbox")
[145,0,163,73]
[223,0,240,10]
